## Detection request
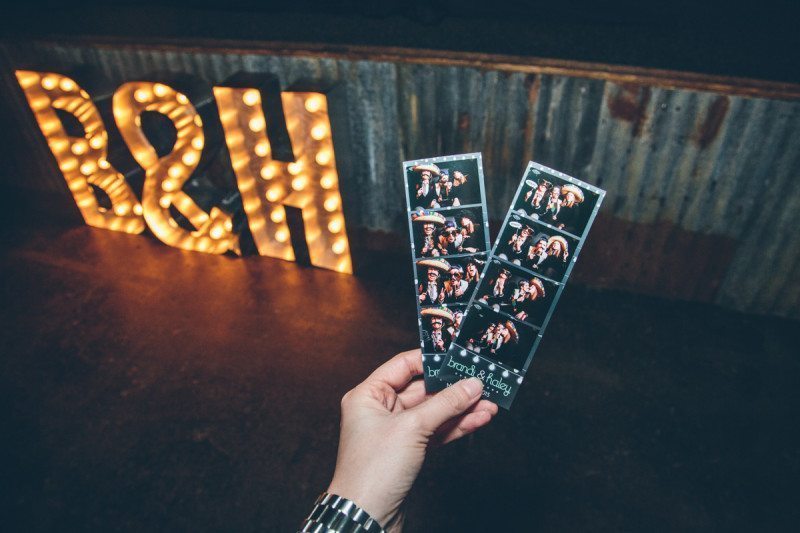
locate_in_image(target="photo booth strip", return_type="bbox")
[437,161,605,409]
[403,153,492,393]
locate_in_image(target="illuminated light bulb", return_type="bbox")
[248,116,265,132]
[133,204,143,215]
[304,95,323,113]
[134,89,151,103]
[176,93,189,104]
[80,89,90,99]
[260,165,275,180]
[80,161,97,176]
[310,124,328,140]
[292,176,308,191]
[154,83,168,97]
[243,89,260,106]
[59,157,79,172]
[41,76,58,90]
[159,195,172,208]
[191,136,204,150]
[168,164,183,179]
[254,142,269,157]
[193,115,203,127]
[70,140,88,155]
[59,78,76,92]
[328,217,343,233]
[224,219,233,231]
[162,179,178,192]
[98,159,111,169]
[182,151,199,166]
[316,150,332,165]
[134,116,142,127]
[89,136,104,149]
[332,239,347,255]
[209,224,224,239]
[266,187,282,202]
[270,208,285,223]
[287,161,302,175]
[320,173,337,189]
[113,203,130,216]
[323,196,339,212]
[275,228,289,243]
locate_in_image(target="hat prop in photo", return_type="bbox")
[411,163,441,177]
[529,277,546,298]
[411,208,446,225]
[560,184,585,203]
[439,169,450,182]
[421,306,455,324]
[504,321,519,342]
[443,218,458,230]
[547,235,569,253]
[417,258,451,272]
[448,264,464,274]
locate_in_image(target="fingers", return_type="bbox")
[434,400,498,446]
[397,379,427,409]
[366,349,423,391]
[410,377,484,434]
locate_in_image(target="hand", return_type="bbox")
[327,349,498,532]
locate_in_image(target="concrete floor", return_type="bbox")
[1,198,799,531]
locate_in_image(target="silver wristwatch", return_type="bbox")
[299,492,385,533]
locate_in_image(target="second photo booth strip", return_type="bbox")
[403,154,491,393]
[437,162,605,409]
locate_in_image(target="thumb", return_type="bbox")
[412,377,484,434]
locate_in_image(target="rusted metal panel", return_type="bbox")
[0,40,798,318]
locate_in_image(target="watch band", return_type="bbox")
[299,492,385,533]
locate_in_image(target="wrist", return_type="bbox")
[301,491,385,533]
[326,479,391,528]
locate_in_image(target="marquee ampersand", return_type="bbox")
[113,82,239,255]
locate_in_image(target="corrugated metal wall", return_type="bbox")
[1,40,798,318]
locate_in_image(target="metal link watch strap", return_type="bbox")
[299,492,385,533]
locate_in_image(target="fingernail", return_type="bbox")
[462,377,483,397]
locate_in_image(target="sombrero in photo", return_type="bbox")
[529,277,546,298]
[561,184,585,203]
[421,306,454,323]
[412,163,441,177]
[411,209,446,225]
[547,235,569,252]
[504,321,519,342]
[417,258,451,272]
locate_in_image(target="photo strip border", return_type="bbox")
[402,153,492,393]
[437,161,606,409]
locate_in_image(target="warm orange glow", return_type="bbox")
[113,81,239,255]
[248,116,265,132]
[291,175,308,191]
[260,165,275,180]
[243,89,260,106]
[310,123,328,140]
[214,87,351,273]
[254,142,269,157]
[15,70,145,235]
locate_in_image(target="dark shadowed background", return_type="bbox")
[1,1,799,531]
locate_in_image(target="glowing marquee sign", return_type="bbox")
[15,70,352,273]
